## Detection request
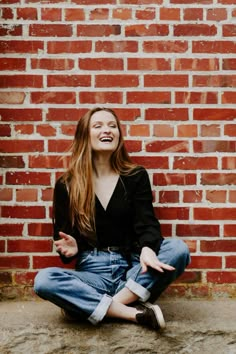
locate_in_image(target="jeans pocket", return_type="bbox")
[75,251,93,270]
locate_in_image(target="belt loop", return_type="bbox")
[94,248,98,256]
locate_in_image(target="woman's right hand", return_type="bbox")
[54,232,78,258]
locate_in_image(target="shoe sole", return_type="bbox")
[142,302,166,330]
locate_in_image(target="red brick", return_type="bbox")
[201,240,236,252]
[226,256,236,268]
[207,8,227,21]
[1,8,14,19]
[2,206,45,219]
[28,223,53,237]
[0,25,22,36]
[41,8,62,21]
[183,8,203,20]
[224,225,236,237]
[183,190,203,203]
[0,92,25,104]
[144,74,188,87]
[29,155,65,169]
[31,58,74,70]
[33,256,69,269]
[41,188,54,202]
[47,41,92,54]
[131,156,169,169]
[95,75,139,87]
[173,157,217,170]
[223,25,236,37]
[175,58,219,71]
[0,108,42,121]
[177,124,198,137]
[8,239,52,253]
[175,271,201,284]
[153,124,174,137]
[30,24,72,37]
[65,8,85,20]
[0,256,29,269]
[229,191,236,203]
[125,24,169,36]
[80,91,122,104]
[174,24,216,36]
[0,224,24,237]
[128,58,170,71]
[119,0,162,4]
[0,58,26,71]
[201,124,220,137]
[0,75,43,88]
[194,208,236,220]
[48,139,72,153]
[135,8,156,20]
[223,59,236,70]
[146,140,189,153]
[46,108,87,121]
[89,8,109,20]
[17,7,37,20]
[224,125,236,137]
[77,25,120,37]
[222,157,236,169]
[96,40,138,53]
[155,207,189,220]
[6,172,51,186]
[176,224,219,237]
[153,173,196,186]
[143,41,188,53]
[16,189,38,202]
[15,124,34,135]
[194,140,236,153]
[194,108,236,121]
[0,124,11,137]
[160,8,180,21]
[0,156,25,168]
[14,271,37,285]
[207,272,236,284]
[206,190,227,203]
[36,124,56,137]
[130,124,150,137]
[189,256,222,269]
[47,75,91,87]
[0,188,13,201]
[79,58,123,71]
[159,191,179,203]
[124,140,142,152]
[31,91,76,104]
[222,92,236,104]
[193,41,236,53]
[0,41,43,54]
[112,8,132,20]
[201,173,236,185]
[175,92,217,104]
[146,108,188,121]
[193,74,236,87]
[127,91,170,104]
[0,272,12,285]
[0,140,44,153]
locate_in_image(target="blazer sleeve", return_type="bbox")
[53,178,78,264]
[132,168,163,254]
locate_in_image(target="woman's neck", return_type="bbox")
[93,153,115,177]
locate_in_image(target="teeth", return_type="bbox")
[100,137,112,142]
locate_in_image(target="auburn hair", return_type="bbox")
[61,107,138,236]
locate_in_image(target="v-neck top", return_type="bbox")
[53,167,163,263]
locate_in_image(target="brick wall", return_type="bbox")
[0,0,236,300]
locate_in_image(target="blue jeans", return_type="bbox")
[34,238,190,325]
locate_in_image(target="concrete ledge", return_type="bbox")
[0,299,236,353]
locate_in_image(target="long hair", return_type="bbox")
[62,107,138,236]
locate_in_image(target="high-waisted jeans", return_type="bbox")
[34,238,190,325]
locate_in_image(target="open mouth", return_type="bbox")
[100,137,113,142]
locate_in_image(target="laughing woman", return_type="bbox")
[34,107,190,331]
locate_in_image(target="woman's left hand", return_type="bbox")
[140,246,175,274]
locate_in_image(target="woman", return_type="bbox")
[34,107,190,330]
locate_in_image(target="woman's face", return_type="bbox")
[89,110,120,154]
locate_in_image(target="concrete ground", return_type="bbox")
[0,299,235,354]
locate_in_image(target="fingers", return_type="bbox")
[59,231,70,240]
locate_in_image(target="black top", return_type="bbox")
[53,167,163,263]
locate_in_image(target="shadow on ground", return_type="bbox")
[0,299,236,354]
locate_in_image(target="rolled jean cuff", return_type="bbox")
[125,278,150,302]
[88,294,113,325]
